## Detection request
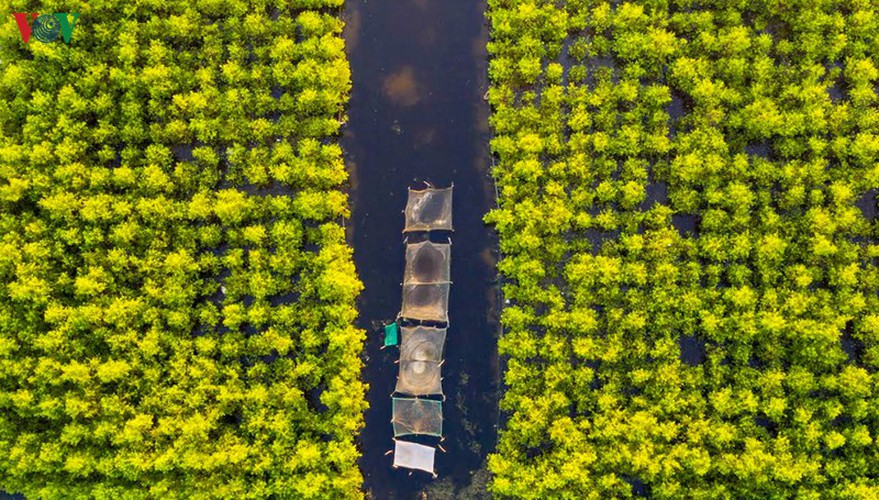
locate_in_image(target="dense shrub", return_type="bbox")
[0,1,364,497]
[486,0,879,498]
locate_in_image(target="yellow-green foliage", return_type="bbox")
[0,0,364,498]
[486,0,879,498]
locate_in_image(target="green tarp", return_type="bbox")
[384,322,399,347]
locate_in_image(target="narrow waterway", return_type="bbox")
[342,1,499,497]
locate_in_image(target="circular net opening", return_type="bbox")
[409,286,434,307]
[411,342,438,361]
[401,360,438,386]
[413,245,443,281]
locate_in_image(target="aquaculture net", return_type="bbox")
[403,186,453,232]
[400,326,446,361]
[392,397,443,437]
[395,326,446,395]
[395,357,442,395]
[393,440,436,474]
[404,241,451,284]
[400,283,450,323]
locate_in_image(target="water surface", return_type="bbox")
[342,0,499,498]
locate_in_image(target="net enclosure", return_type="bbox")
[400,326,446,362]
[392,397,443,437]
[393,440,436,474]
[403,186,453,232]
[404,241,451,284]
[396,326,446,395]
[395,359,442,395]
[400,283,450,323]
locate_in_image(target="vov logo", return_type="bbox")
[13,13,79,44]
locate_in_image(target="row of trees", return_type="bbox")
[0,0,364,498]
[486,0,879,498]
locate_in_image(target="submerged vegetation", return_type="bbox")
[486,0,879,497]
[0,0,364,497]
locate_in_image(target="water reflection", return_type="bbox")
[413,127,436,148]
[383,67,424,107]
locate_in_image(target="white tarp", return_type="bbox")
[393,440,436,474]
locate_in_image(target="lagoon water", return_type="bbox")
[342,0,500,497]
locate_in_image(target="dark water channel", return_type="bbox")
[341,1,500,498]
